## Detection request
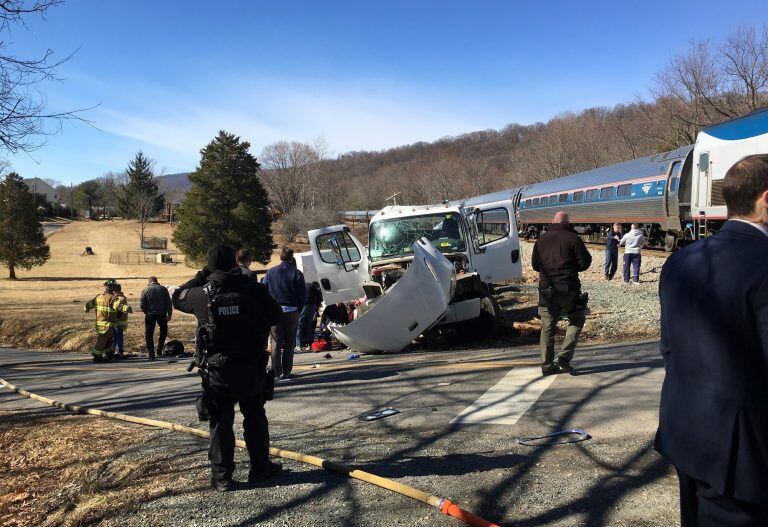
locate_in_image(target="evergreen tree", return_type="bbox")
[119,152,165,242]
[173,131,274,264]
[0,173,50,279]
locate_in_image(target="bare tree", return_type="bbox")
[720,25,768,112]
[259,140,324,214]
[0,1,91,154]
[652,25,768,148]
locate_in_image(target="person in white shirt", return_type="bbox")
[619,223,646,284]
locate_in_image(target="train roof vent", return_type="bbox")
[711,179,726,207]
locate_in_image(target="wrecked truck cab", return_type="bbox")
[330,238,455,353]
[308,202,521,352]
[307,225,455,353]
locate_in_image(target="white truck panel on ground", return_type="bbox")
[332,238,455,353]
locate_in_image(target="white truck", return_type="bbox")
[303,199,522,353]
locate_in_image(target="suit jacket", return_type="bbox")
[655,220,768,504]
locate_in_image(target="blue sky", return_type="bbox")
[6,0,768,184]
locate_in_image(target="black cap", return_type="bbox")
[207,244,237,272]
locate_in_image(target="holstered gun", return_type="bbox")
[187,325,211,373]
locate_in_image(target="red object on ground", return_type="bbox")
[439,499,502,527]
[311,339,331,351]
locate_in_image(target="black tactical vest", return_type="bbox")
[203,284,257,361]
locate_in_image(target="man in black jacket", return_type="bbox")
[140,276,173,360]
[604,222,621,280]
[656,154,768,526]
[173,244,283,491]
[532,211,592,375]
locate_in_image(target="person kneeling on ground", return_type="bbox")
[173,244,284,492]
[532,212,591,376]
[318,301,350,342]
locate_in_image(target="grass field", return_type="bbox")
[0,220,286,354]
[0,410,204,527]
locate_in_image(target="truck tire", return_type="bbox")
[458,291,500,340]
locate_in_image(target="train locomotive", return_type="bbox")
[460,108,768,251]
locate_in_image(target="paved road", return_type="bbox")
[41,221,68,237]
[0,341,677,527]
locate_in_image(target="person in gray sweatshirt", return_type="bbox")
[619,224,646,284]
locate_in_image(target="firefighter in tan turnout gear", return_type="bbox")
[85,279,130,362]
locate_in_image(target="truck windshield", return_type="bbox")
[368,213,466,262]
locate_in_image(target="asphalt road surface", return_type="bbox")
[0,341,679,527]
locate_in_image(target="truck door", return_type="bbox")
[308,225,369,304]
[467,200,522,283]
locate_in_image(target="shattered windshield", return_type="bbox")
[368,213,466,262]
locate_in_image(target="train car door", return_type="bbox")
[467,200,522,283]
[665,160,683,231]
[696,151,711,208]
[308,225,369,304]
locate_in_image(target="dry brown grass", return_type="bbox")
[0,410,205,527]
[0,220,300,354]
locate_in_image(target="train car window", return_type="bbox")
[699,152,709,172]
[600,187,614,199]
[670,161,682,177]
[532,198,540,206]
[558,193,568,203]
[549,195,558,204]
[670,177,680,192]
[617,184,631,197]
[573,191,584,203]
[477,208,510,246]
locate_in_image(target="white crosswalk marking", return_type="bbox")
[450,366,556,425]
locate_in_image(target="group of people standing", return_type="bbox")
[604,222,647,283]
[85,276,174,361]
[85,246,332,373]
[84,279,133,361]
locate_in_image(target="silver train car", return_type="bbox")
[515,145,692,249]
[460,109,768,251]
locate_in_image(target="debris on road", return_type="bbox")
[360,408,400,421]
[516,428,592,446]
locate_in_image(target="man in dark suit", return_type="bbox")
[656,154,768,526]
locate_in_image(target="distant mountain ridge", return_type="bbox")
[157,172,191,202]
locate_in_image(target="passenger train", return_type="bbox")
[459,109,768,251]
[343,109,768,251]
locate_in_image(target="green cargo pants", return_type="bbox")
[538,289,586,366]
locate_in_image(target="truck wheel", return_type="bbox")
[459,292,500,340]
[478,293,501,335]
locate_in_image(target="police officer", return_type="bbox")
[532,211,592,376]
[173,244,283,491]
